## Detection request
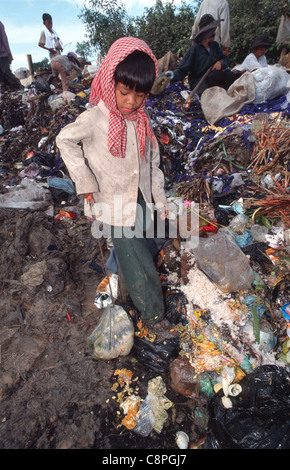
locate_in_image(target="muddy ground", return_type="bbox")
[0,204,201,450]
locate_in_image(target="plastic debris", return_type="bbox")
[193,231,254,292]
[206,365,290,449]
[87,304,134,360]
[175,431,189,449]
[94,273,118,309]
[133,376,173,436]
[282,303,290,337]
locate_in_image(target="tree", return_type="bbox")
[78,0,132,57]
[78,0,197,59]
[75,41,94,62]
[228,0,287,65]
[134,0,196,58]
[78,0,285,65]
[33,57,50,72]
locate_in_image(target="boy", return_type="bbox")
[38,13,63,61]
[50,52,82,91]
[56,37,168,324]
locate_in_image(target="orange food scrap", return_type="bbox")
[114,368,133,387]
[120,396,141,430]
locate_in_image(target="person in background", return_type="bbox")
[190,0,230,50]
[56,37,168,326]
[0,21,23,90]
[276,7,290,44]
[173,14,237,94]
[232,35,270,74]
[49,52,82,91]
[276,6,290,66]
[38,13,63,61]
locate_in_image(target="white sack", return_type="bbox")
[252,65,290,103]
[200,71,255,125]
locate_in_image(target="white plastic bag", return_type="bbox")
[252,65,290,104]
[48,94,66,112]
[94,273,118,309]
[133,376,172,436]
[87,304,134,360]
[62,91,76,104]
[0,178,52,210]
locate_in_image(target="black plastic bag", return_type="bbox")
[132,336,179,373]
[164,290,188,325]
[23,151,55,169]
[205,365,290,449]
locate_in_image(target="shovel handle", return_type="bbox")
[184,66,213,108]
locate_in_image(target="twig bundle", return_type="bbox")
[248,116,290,174]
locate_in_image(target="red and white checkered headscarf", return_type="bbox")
[89,37,158,160]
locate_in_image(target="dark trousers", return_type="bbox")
[206,69,238,91]
[0,57,22,89]
[110,191,164,322]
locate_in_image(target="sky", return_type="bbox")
[2,0,186,73]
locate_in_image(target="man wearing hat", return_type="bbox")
[49,52,83,91]
[232,35,270,73]
[172,14,237,94]
[190,0,230,50]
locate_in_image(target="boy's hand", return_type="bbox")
[158,207,168,220]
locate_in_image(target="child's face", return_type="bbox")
[44,19,53,31]
[254,46,267,58]
[115,82,147,116]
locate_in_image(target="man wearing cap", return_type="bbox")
[232,35,270,73]
[49,52,83,91]
[172,14,237,94]
[190,0,230,50]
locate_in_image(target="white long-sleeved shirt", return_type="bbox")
[233,53,268,72]
[56,100,167,227]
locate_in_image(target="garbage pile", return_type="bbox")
[0,67,289,450]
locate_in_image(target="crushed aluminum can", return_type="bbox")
[94,292,113,309]
[94,273,118,309]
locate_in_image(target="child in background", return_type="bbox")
[49,52,82,91]
[56,37,168,324]
[38,13,63,61]
[232,34,270,74]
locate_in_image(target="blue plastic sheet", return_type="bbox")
[147,82,290,189]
